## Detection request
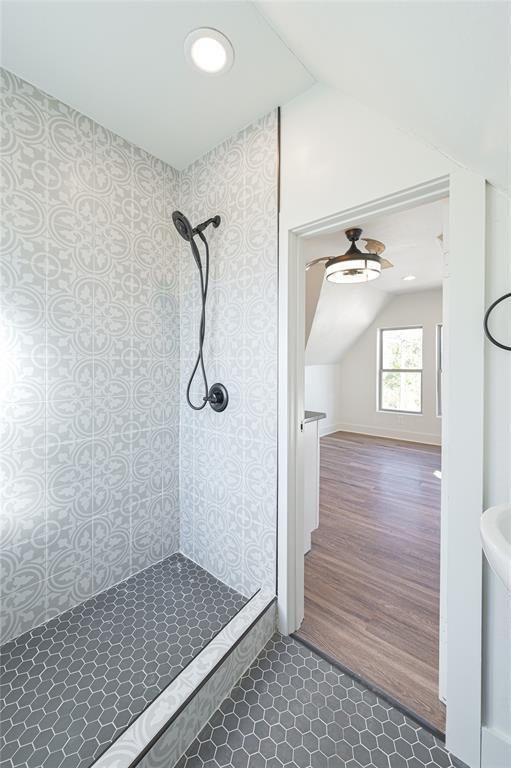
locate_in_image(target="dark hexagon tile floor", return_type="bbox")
[0,553,247,768]
[177,635,466,768]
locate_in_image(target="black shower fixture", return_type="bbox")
[172,211,221,242]
[172,210,228,412]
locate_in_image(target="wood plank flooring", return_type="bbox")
[296,431,445,733]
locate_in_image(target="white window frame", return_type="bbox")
[378,325,424,414]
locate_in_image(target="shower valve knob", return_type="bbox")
[208,383,229,412]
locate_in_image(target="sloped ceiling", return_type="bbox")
[304,199,445,365]
[0,1,312,169]
[305,261,323,346]
[305,277,389,366]
[259,1,510,192]
[3,2,507,186]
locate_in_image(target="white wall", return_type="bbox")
[280,85,448,232]
[482,184,511,756]
[280,83,511,767]
[333,288,442,445]
[304,364,343,436]
[305,289,442,444]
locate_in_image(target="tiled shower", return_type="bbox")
[0,68,278,640]
[0,61,461,768]
[0,67,278,768]
[1,70,182,641]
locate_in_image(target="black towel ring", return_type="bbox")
[484,292,511,351]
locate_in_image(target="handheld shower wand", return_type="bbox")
[172,211,228,412]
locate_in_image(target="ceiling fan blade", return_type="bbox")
[305,256,330,271]
[381,258,394,269]
[362,237,386,256]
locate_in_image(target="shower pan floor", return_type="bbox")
[0,553,248,768]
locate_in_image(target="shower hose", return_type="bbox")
[186,230,211,410]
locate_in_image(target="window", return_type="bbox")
[378,326,423,413]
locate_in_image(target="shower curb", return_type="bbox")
[92,591,276,768]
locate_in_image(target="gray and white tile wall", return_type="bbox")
[0,69,181,643]
[179,112,278,597]
[0,68,279,643]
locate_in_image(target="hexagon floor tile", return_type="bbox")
[0,553,247,768]
[177,634,467,768]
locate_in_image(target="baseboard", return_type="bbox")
[482,726,511,768]
[320,421,441,446]
[319,421,345,437]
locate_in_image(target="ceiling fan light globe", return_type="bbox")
[325,257,381,283]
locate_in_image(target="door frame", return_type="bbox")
[277,172,486,767]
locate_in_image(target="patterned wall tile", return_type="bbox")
[0,491,46,552]
[46,560,93,619]
[0,580,46,643]
[0,535,46,594]
[0,69,180,643]
[179,111,278,597]
[0,68,279,645]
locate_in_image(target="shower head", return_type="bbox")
[172,210,194,242]
[172,211,221,241]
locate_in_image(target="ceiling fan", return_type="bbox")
[306,227,394,283]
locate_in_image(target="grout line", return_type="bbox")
[291,632,446,742]
[43,89,50,626]
[91,118,96,600]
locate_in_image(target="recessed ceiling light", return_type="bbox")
[184,28,234,75]
[402,274,416,281]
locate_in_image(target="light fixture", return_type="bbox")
[184,28,234,75]
[403,274,416,282]
[306,228,393,284]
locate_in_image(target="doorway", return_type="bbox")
[297,201,446,733]
[277,173,486,767]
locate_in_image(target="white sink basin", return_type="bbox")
[481,504,511,592]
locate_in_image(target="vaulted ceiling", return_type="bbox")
[1,2,508,188]
[0,1,312,169]
[259,0,510,192]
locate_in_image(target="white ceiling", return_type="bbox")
[304,199,445,365]
[303,198,447,295]
[305,277,389,365]
[2,2,508,188]
[0,1,312,169]
[259,1,510,192]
